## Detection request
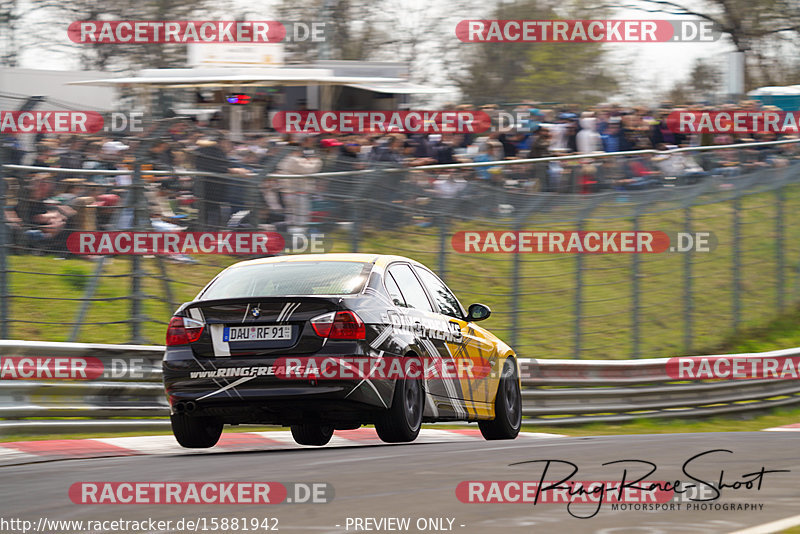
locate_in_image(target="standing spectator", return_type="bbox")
[601,118,631,153]
[16,174,72,254]
[319,138,344,173]
[650,106,686,148]
[474,140,503,181]
[577,112,602,154]
[369,135,405,166]
[431,134,460,164]
[325,139,365,222]
[549,112,577,152]
[366,134,406,228]
[406,134,434,161]
[57,137,84,182]
[564,121,579,153]
[529,127,552,159]
[336,139,365,171]
[194,136,232,230]
[0,134,23,165]
[171,150,194,193]
[497,132,518,159]
[276,136,322,230]
[113,157,134,229]
[148,139,173,169]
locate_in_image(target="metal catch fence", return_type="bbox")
[2,138,800,359]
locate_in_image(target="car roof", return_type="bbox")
[228,253,425,270]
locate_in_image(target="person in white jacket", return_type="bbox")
[576,112,602,154]
[276,136,322,229]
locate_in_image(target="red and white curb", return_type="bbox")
[0,428,563,467]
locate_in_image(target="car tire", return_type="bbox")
[291,424,334,446]
[375,365,424,443]
[170,413,224,448]
[479,358,522,440]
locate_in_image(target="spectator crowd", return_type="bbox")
[2,99,800,257]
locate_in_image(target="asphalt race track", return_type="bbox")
[0,431,798,534]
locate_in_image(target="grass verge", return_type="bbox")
[6,180,800,359]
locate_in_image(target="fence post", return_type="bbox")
[510,224,521,349]
[510,198,543,351]
[776,187,785,313]
[574,219,584,359]
[350,203,361,253]
[350,170,373,253]
[250,170,264,232]
[732,196,741,331]
[155,256,176,317]
[197,172,206,231]
[130,161,146,344]
[683,206,693,352]
[69,257,106,342]
[0,161,8,339]
[631,209,641,358]
[438,216,448,280]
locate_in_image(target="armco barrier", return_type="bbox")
[2,341,800,435]
[0,340,167,435]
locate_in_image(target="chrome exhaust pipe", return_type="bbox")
[185,401,197,413]
[173,402,185,413]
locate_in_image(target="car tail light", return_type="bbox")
[310,312,335,337]
[310,311,365,340]
[166,316,204,346]
[330,311,366,340]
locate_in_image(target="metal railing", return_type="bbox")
[3,139,800,359]
[2,340,799,435]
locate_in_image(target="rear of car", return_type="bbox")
[162,257,391,446]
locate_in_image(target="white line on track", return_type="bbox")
[728,513,800,534]
[301,439,568,467]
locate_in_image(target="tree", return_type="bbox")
[274,0,475,86]
[274,0,380,62]
[455,0,619,105]
[610,0,800,90]
[665,79,691,105]
[688,58,722,100]
[22,0,232,71]
[0,0,26,66]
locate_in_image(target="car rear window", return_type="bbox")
[198,261,371,300]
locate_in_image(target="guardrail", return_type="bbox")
[518,356,800,424]
[9,137,800,179]
[2,341,800,434]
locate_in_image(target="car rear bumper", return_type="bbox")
[162,346,395,425]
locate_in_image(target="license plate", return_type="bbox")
[223,325,292,342]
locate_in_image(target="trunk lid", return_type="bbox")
[182,297,341,357]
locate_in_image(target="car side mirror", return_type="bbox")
[466,303,491,322]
